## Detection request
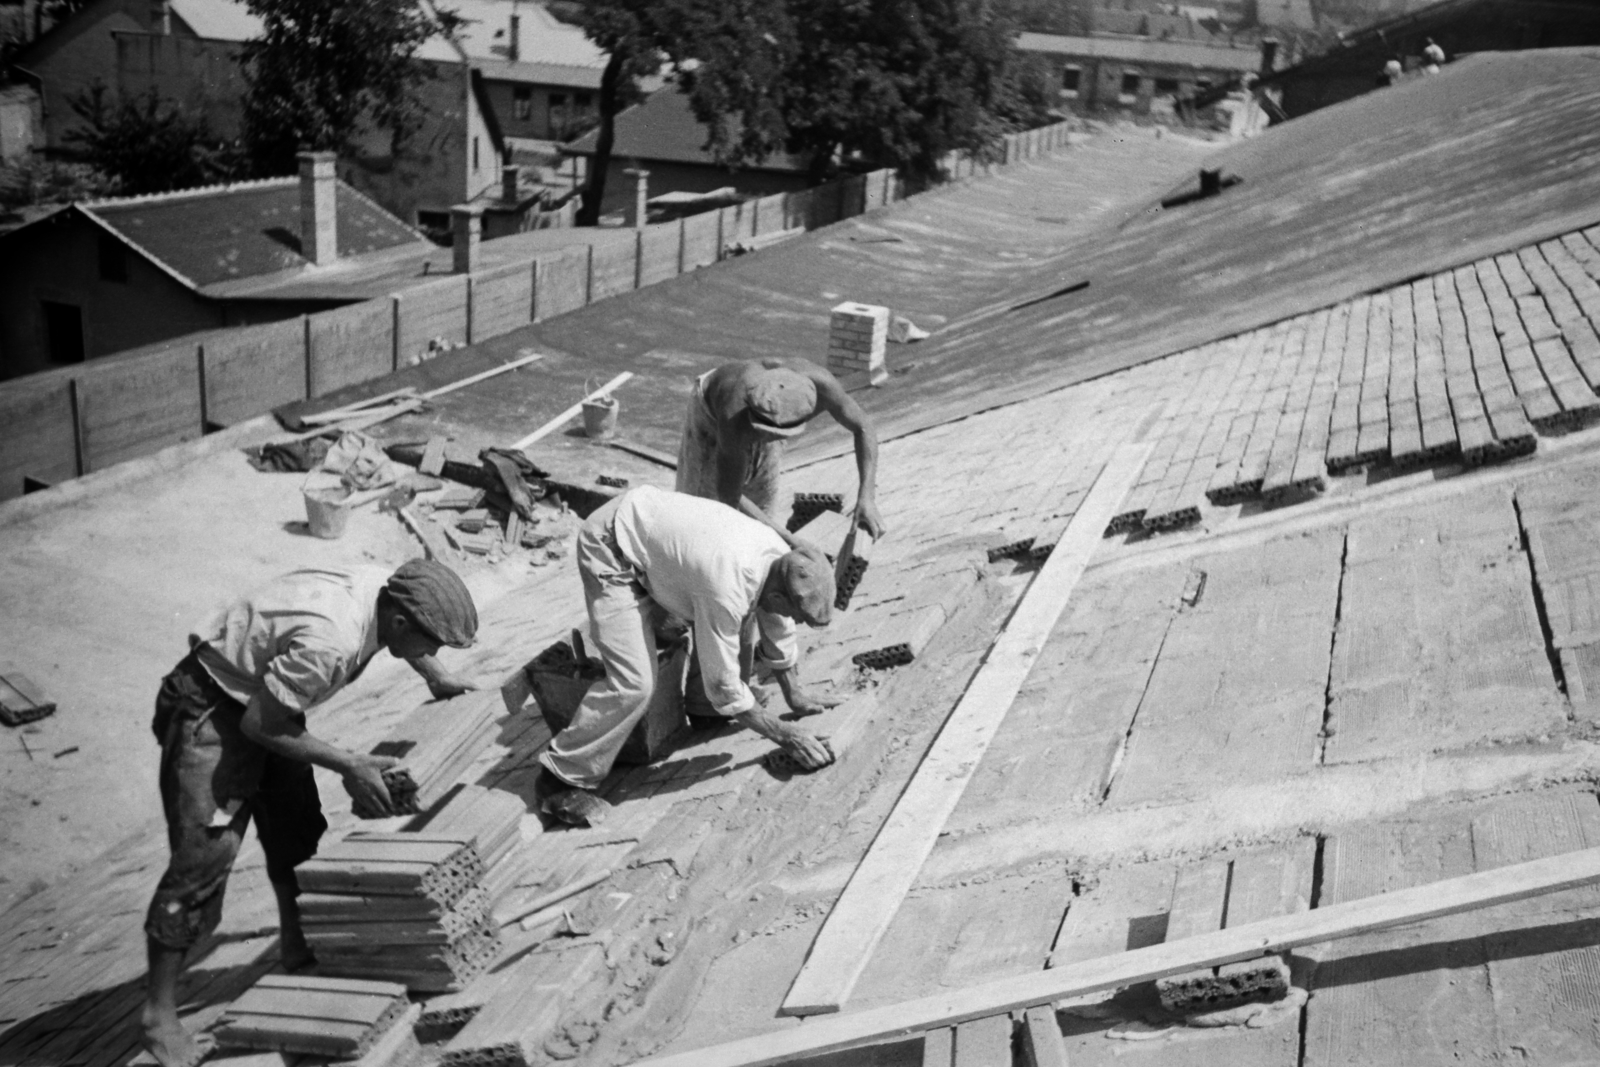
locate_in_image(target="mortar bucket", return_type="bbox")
[581,388,620,440]
[303,487,353,539]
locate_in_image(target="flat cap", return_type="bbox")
[772,545,834,628]
[386,559,478,648]
[747,368,817,438]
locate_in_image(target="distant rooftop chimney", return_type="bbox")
[1259,38,1279,77]
[502,163,519,204]
[452,204,484,274]
[298,150,338,267]
[508,13,520,61]
[152,0,171,34]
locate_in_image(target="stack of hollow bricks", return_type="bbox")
[828,302,890,386]
[1111,226,1600,534]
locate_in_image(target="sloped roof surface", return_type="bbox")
[83,179,428,287]
[167,0,260,41]
[565,84,807,171]
[447,0,606,69]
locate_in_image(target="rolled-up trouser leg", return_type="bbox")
[539,515,659,789]
[145,658,258,950]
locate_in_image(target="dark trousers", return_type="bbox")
[144,651,326,950]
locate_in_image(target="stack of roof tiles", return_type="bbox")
[362,693,502,818]
[296,833,502,992]
[215,974,421,1064]
[408,784,528,907]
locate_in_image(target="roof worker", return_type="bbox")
[141,561,479,1067]
[1422,38,1445,73]
[535,486,837,826]
[1378,57,1403,86]
[677,358,887,541]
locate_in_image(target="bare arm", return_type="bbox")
[807,367,885,538]
[734,703,833,770]
[240,689,396,815]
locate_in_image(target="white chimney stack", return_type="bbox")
[297,150,338,267]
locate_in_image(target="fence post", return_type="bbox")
[716,207,725,261]
[585,244,595,305]
[464,275,476,344]
[677,216,686,274]
[69,378,87,476]
[634,230,643,289]
[391,295,402,371]
[302,314,314,398]
[530,257,540,322]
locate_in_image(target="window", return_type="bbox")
[513,86,533,121]
[40,301,84,365]
[550,92,567,108]
[472,135,480,172]
[1061,66,1082,95]
[417,210,450,235]
[1120,71,1142,98]
[97,233,127,282]
[574,93,592,108]
[1155,77,1180,95]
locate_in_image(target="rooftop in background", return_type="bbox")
[445,0,606,87]
[1,177,433,291]
[1017,30,1267,68]
[165,0,261,40]
[564,84,809,172]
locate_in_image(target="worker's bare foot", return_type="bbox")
[140,1010,210,1067]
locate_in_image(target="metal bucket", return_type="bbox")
[303,487,353,539]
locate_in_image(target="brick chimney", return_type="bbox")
[297,150,338,267]
[508,13,520,61]
[623,166,649,230]
[452,204,484,274]
[151,0,171,34]
[1258,38,1279,77]
[502,163,519,204]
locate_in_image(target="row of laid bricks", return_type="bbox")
[1111,224,1600,534]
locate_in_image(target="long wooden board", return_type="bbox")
[779,442,1154,1017]
[636,843,1600,1067]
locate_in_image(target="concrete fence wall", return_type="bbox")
[0,124,1074,502]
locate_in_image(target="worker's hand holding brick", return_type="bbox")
[342,753,399,817]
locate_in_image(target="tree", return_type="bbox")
[574,0,1036,207]
[66,86,246,195]
[239,0,444,176]
[569,4,665,225]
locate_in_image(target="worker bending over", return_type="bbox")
[677,358,886,540]
[141,561,479,1067]
[536,486,836,825]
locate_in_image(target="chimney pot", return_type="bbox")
[297,150,338,267]
[623,166,649,230]
[502,163,519,204]
[452,204,485,274]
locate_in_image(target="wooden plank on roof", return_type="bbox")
[778,442,1153,1018]
[635,844,1600,1067]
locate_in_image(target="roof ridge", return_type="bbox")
[81,175,297,210]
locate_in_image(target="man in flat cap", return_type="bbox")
[535,486,837,826]
[141,560,479,1067]
[677,358,886,540]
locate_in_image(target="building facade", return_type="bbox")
[1017,31,1268,115]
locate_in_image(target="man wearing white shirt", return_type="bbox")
[537,486,836,824]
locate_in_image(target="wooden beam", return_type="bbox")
[512,371,634,452]
[421,353,542,400]
[1020,1007,1067,1067]
[779,442,1153,1017]
[631,844,1600,1067]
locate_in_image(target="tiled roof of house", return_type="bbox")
[564,84,807,171]
[166,0,261,41]
[447,0,606,71]
[79,178,429,288]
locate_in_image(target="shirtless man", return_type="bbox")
[676,359,886,540]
